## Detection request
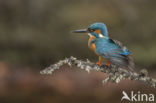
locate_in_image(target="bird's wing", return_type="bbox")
[103,38,135,71]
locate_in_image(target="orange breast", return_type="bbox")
[88,36,96,53]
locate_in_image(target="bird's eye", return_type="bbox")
[88,29,95,32]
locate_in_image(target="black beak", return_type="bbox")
[72,29,88,33]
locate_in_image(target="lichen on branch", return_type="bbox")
[40,56,156,88]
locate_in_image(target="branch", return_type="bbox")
[40,56,156,88]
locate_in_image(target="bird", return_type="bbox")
[73,22,135,71]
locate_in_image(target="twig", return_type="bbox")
[40,56,156,88]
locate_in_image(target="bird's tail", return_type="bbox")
[127,54,135,71]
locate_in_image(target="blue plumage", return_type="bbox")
[92,37,133,69]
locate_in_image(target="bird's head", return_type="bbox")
[73,22,109,38]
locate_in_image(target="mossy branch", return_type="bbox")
[40,56,156,88]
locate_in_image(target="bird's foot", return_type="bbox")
[96,61,102,66]
[101,64,111,69]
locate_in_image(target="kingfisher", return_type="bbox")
[73,22,135,71]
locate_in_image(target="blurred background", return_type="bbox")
[0,0,156,103]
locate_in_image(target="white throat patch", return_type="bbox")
[88,33,105,38]
[99,33,104,38]
[88,33,92,37]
